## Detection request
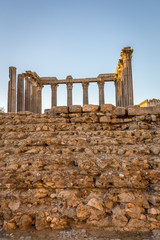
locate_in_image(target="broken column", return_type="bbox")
[82,82,89,105]
[17,74,24,112]
[8,67,16,112]
[51,83,58,107]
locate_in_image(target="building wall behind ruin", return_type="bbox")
[0,105,160,231]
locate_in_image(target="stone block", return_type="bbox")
[54,106,68,114]
[69,105,82,113]
[99,116,111,123]
[114,107,126,117]
[128,106,160,116]
[44,107,56,115]
[82,104,99,112]
[19,215,33,230]
[87,198,103,211]
[100,104,115,112]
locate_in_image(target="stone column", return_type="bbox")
[8,80,11,112]
[25,77,31,111]
[51,83,58,107]
[82,82,89,105]
[67,83,73,106]
[115,59,124,107]
[36,85,43,114]
[8,67,16,112]
[31,83,37,113]
[17,74,24,112]
[121,47,134,106]
[98,79,105,105]
[114,78,118,106]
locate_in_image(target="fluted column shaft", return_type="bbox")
[8,81,11,112]
[67,83,73,106]
[36,86,43,114]
[31,83,37,113]
[115,79,118,106]
[25,77,31,111]
[17,74,24,112]
[51,83,58,107]
[82,82,89,105]
[115,77,122,107]
[98,80,105,105]
[123,57,129,107]
[8,67,16,112]
[121,47,134,106]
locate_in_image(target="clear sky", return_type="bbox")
[0,0,160,112]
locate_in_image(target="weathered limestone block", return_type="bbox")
[114,107,126,117]
[128,106,160,116]
[54,106,69,114]
[100,104,115,112]
[18,215,33,230]
[76,204,90,221]
[35,213,49,230]
[8,200,20,211]
[82,104,99,112]
[87,198,104,211]
[69,105,82,113]
[3,221,17,231]
[99,116,111,123]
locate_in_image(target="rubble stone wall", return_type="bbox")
[0,104,160,232]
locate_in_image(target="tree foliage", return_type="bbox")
[0,107,5,113]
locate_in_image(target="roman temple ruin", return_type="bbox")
[7,47,134,113]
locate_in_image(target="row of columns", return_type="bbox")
[51,80,105,107]
[8,47,134,112]
[23,77,43,113]
[8,68,105,114]
[8,67,43,113]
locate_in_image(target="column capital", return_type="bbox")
[121,47,133,61]
[51,83,59,89]
[31,79,38,87]
[82,81,89,88]
[97,78,105,88]
[37,85,44,91]
[67,82,73,89]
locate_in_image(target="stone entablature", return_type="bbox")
[7,47,134,113]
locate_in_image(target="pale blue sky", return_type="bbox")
[0,0,160,112]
